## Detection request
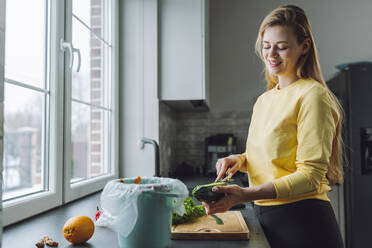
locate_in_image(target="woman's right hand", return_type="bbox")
[215,155,243,181]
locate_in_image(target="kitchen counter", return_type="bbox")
[3,177,270,248]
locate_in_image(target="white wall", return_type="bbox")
[209,0,372,112]
[119,0,159,177]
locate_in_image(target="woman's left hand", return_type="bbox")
[202,184,247,215]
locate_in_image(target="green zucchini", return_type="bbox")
[192,181,228,202]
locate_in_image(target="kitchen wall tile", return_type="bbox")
[159,102,177,176]
[159,102,251,176]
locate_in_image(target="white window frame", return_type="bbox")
[63,0,119,203]
[3,0,64,226]
[2,0,119,226]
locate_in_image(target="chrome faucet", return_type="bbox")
[140,137,160,177]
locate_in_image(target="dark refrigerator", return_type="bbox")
[327,62,372,248]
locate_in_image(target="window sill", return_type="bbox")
[3,191,116,247]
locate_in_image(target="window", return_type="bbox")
[2,0,118,226]
[3,0,49,202]
[64,0,118,202]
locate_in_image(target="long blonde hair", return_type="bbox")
[255,5,345,184]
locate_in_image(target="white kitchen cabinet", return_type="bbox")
[159,0,209,110]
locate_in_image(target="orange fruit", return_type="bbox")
[63,216,95,244]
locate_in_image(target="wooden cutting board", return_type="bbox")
[171,211,249,240]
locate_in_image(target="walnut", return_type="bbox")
[43,236,59,247]
[35,239,44,248]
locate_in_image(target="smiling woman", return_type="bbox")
[203,5,345,248]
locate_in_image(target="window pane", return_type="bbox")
[70,0,113,185]
[72,0,111,44]
[71,18,111,109]
[3,84,46,200]
[72,0,91,27]
[71,17,90,102]
[71,102,111,182]
[4,0,46,88]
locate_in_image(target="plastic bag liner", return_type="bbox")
[96,177,188,237]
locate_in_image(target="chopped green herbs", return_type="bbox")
[172,197,206,225]
[172,197,225,225]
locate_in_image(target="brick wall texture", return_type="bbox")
[89,0,102,177]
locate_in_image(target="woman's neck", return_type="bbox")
[277,74,299,89]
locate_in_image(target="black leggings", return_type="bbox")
[254,199,344,248]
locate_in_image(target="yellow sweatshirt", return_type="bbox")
[239,78,339,206]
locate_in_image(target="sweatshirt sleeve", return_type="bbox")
[272,88,339,198]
